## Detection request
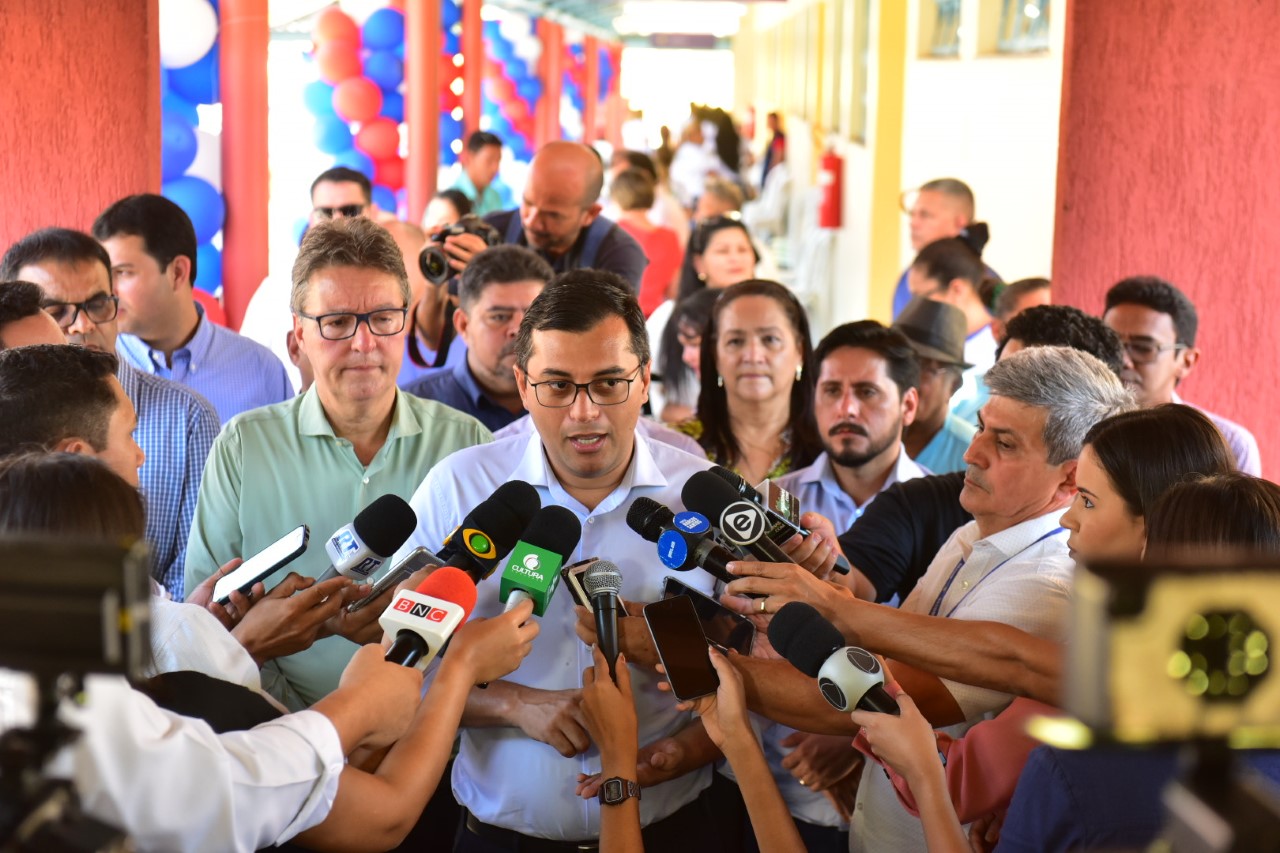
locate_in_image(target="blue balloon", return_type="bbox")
[379,90,404,122]
[439,112,463,142]
[517,78,542,103]
[442,1,461,28]
[160,68,170,97]
[292,217,309,247]
[439,145,458,168]
[332,148,374,178]
[163,92,200,126]
[163,176,224,244]
[313,115,353,154]
[161,112,199,182]
[194,242,222,294]
[363,50,403,91]
[169,42,220,104]
[362,8,405,51]
[443,32,460,54]
[371,184,397,213]
[303,79,337,117]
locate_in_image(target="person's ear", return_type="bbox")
[1173,345,1201,384]
[581,202,602,225]
[900,386,920,428]
[1055,459,1079,503]
[168,255,194,290]
[514,365,530,407]
[52,437,92,457]
[454,305,470,339]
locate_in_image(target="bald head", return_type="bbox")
[531,142,604,208]
[520,142,604,256]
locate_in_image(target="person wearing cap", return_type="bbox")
[894,298,975,474]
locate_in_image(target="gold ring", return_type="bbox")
[799,779,808,787]
[757,597,767,614]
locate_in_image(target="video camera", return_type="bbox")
[417,214,502,286]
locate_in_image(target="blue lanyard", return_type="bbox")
[928,527,1065,617]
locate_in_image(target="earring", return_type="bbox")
[698,273,707,282]
[795,365,803,382]
[716,374,724,387]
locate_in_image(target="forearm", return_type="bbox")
[459,679,526,727]
[735,658,855,735]
[599,751,644,853]
[721,737,804,853]
[905,765,970,853]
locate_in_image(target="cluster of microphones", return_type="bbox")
[295,466,897,715]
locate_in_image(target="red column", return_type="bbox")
[406,0,442,225]
[220,0,269,330]
[603,43,624,149]
[0,0,160,246]
[582,36,599,144]
[461,0,483,136]
[536,19,563,147]
[1053,0,1280,478]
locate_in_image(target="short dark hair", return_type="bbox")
[1,227,113,286]
[609,168,656,211]
[0,281,45,341]
[0,451,145,542]
[458,245,554,312]
[310,167,373,203]
[1000,304,1126,376]
[918,178,975,220]
[513,270,649,371]
[911,237,985,290]
[993,277,1050,320]
[466,131,503,154]
[1104,275,1198,347]
[610,150,658,182]
[434,188,473,219]
[1146,472,1280,558]
[658,288,720,399]
[0,345,119,454]
[92,193,200,285]
[812,321,920,397]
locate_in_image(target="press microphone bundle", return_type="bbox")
[380,567,479,669]
[583,560,624,680]
[439,480,541,583]
[767,602,899,714]
[626,497,738,585]
[499,505,583,616]
[316,494,418,582]
[682,470,794,564]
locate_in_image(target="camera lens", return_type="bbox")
[419,246,451,285]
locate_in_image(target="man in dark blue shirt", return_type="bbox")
[405,245,552,430]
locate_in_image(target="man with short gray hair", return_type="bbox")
[185,217,492,710]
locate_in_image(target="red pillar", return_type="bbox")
[603,43,625,149]
[1053,0,1280,478]
[0,0,160,246]
[582,36,599,144]
[461,0,483,136]
[220,0,269,330]
[406,0,442,225]
[536,19,563,147]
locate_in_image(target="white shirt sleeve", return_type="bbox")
[48,675,345,852]
[146,597,263,694]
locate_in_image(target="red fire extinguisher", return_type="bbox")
[818,147,843,229]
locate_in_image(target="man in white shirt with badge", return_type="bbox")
[400,270,718,850]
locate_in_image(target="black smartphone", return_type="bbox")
[213,525,309,605]
[560,557,629,615]
[644,595,719,701]
[346,547,443,613]
[662,576,755,655]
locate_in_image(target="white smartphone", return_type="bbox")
[212,525,309,605]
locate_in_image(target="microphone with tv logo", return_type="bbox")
[708,466,852,575]
[626,497,739,586]
[583,560,623,681]
[499,505,582,617]
[767,602,899,715]
[439,480,541,584]
[380,567,479,669]
[682,471,794,565]
[316,494,418,582]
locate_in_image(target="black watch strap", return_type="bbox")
[598,776,641,806]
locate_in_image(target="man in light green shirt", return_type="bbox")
[185,218,491,710]
[448,131,511,218]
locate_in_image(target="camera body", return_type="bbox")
[418,215,502,285]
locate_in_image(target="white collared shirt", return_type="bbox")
[147,579,264,696]
[400,430,715,839]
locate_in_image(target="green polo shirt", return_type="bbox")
[184,387,491,710]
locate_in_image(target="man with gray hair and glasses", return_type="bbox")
[185,218,491,711]
[723,346,1132,852]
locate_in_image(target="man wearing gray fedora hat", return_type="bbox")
[893,297,975,474]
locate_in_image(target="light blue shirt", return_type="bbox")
[117,305,294,424]
[450,170,513,218]
[400,430,715,839]
[915,413,977,475]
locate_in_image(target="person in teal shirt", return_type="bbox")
[185,218,491,710]
[449,131,512,218]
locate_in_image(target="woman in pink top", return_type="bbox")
[610,168,683,318]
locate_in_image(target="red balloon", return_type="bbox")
[488,77,515,103]
[355,117,401,161]
[374,157,405,190]
[506,97,528,124]
[333,77,384,123]
[316,40,362,84]
[440,90,462,112]
[314,8,360,46]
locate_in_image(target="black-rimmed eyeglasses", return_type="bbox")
[42,294,119,328]
[527,365,644,408]
[296,308,408,340]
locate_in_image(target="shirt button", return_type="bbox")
[961,580,970,589]
[362,477,370,485]
[587,518,595,525]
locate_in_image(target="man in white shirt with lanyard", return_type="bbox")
[399,270,718,851]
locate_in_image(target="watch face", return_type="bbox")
[603,779,624,803]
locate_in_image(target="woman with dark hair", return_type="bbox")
[423,188,473,231]
[0,450,146,543]
[1145,471,1280,556]
[656,288,721,424]
[678,280,821,482]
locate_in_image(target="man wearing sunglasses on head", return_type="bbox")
[0,228,220,602]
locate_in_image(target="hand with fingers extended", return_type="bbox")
[779,731,864,793]
[323,579,394,646]
[670,648,754,751]
[777,511,846,579]
[444,598,541,686]
[513,686,593,758]
[573,603,660,667]
[580,646,638,771]
[230,572,355,666]
[186,557,253,629]
[723,559,855,625]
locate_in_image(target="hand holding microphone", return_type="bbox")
[682,471,795,565]
[584,560,623,681]
[767,602,899,715]
[380,567,478,670]
[499,505,583,617]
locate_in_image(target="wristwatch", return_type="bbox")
[598,777,641,806]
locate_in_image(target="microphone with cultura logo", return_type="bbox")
[626,497,739,585]
[584,560,624,681]
[682,470,794,565]
[440,480,541,584]
[767,602,899,715]
[316,494,418,582]
[499,505,582,616]
[380,567,479,669]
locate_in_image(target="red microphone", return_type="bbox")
[378,568,478,670]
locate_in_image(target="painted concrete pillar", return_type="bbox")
[406,0,442,224]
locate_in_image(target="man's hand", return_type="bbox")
[779,731,863,792]
[580,647,638,771]
[316,643,424,754]
[442,232,489,272]
[512,687,592,757]
[323,580,391,645]
[723,560,855,624]
[849,689,942,788]
[575,725,694,798]
[778,512,845,579]
[445,599,541,685]
[231,573,353,665]
[186,558,255,629]
[573,603,659,667]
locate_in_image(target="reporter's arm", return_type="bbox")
[581,647,644,853]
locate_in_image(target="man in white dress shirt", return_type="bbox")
[399,270,719,850]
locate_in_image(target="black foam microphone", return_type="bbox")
[438,480,541,583]
[583,560,623,681]
[682,471,794,564]
[316,494,418,582]
[708,466,852,575]
[625,497,737,584]
[767,602,899,715]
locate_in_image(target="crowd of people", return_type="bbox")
[0,108,1274,853]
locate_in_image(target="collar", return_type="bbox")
[971,507,1067,560]
[802,445,924,507]
[120,303,213,371]
[965,322,993,344]
[507,427,668,514]
[451,356,498,410]
[298,386,419,441]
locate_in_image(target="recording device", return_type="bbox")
[316,494,418,583]
[584,560,624,680]
[644,595,720,701]
[561,557,632,614]
[709,466,852,575]
[626,497,738,586]
[768,602,899,714]
[418,214,502,285]
[346,546,441,613]
[439,480,541,583]
[379,567,479,670]
[499,506,582,616]
[682,470,795,565]
[0,537,153,851]
[662,576,756,655]
[212,524,309,606]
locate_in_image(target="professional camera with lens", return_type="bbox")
[417,215,502,286]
